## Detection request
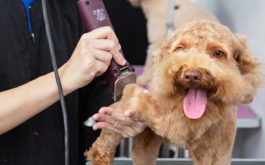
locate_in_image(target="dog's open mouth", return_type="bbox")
[173,68,216,119]
[183,88,207,119]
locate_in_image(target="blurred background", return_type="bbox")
[101,0,265,162]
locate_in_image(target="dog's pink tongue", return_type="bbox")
[184,89,207,119]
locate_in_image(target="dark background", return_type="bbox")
[103,0,148,65]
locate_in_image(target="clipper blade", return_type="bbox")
[114,71,136,102]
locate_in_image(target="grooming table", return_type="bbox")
[86,158,265,165]
[134,66,261,129]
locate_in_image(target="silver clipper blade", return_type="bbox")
[114,71,136,102]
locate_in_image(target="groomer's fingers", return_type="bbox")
[98,107,113,114]
[93,122,135,138]
[92,40,122,63]
[93,113,116,125]
[93,112,138,132]
[94,121,135,138]
[93,122,122,134]
[99,107,125,120]
[91,39,120,51]
[98,108,131,125]
[102,108,138,125]
[110,48,126,66]
[94,107,146,137]
[92,49,112,65]
[82,27,126,65]
[97,108,146,131]
[83,26,118,42]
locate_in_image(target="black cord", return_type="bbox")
[41,0,69,165]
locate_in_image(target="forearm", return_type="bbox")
[0,69,70,135]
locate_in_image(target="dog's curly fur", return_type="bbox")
[85,21,261,165]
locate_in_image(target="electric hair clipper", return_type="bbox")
[77,0,136,101]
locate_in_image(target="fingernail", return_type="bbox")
[92,126,97,130]
[115,49,125,65]
[101,109,109,114]
[93,114,99,120]
[99,108,106,113]
[119,56,126,66]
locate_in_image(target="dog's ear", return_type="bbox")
[234,34,259,75]
[234,34,261,104]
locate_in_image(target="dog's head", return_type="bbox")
[150,21,261,119]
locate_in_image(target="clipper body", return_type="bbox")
[77,0,136,101]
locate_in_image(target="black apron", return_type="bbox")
[0,0,113,164]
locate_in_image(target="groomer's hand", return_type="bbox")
[92,107,146,138]
[59,26,126,95]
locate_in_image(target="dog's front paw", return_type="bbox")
[84,147,114,165]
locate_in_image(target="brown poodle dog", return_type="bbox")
[85,21,261,165]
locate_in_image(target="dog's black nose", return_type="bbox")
[184,70,202,84]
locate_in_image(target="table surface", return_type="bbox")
[134,66,261,128]
[87,158,265,165]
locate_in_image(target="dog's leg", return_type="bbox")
[191,149,231,165]
[132,128,163,165]
[85,129,122,165]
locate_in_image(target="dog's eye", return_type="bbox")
[213,50,225,58]
[176,46,184,51]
